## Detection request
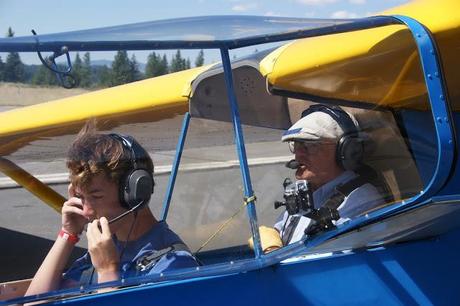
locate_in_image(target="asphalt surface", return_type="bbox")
[0,110,295,282]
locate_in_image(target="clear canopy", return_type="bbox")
[0,15,394,52]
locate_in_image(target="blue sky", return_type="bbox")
[0,0,409,65]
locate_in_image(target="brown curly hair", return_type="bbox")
[66,119,153,190]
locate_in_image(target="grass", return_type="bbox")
[0,82,90,107]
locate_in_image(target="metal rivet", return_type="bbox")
[417,33,421,38]
[427,74,432,79]
[160,273,164,277]
[430,49,434,54]
[230,261,234,265]
[420,190,424,194]
[435,72,439,77]
[402,200,406,204]
[437,117,443,123]
[440,95,445,100]
[196,267,200,271]
[449,139,453,145]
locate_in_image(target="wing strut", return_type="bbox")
[0,157,65,212]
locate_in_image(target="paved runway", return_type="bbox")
[0,112,295,282]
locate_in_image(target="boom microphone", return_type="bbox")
[285,159,300,169]
[107,200,144,225]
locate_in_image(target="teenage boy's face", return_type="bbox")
[74,173,125,222]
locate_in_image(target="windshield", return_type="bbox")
[0,15,454,305]
[0,16,356,51]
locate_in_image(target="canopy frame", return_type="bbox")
[1,14,456,304]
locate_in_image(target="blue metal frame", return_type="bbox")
[391,15,455,201]
[160,112,191,221]
[219,47,262,258]
[8,215,460,305]
[265,14,456,256]
[2,14,458,306]
[211,15,455,261]
[268,14,457,253]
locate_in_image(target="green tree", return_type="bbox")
[31,65,59,86]
[110,50,133,86]
[4,27,25,83]
[0,56,4,81]
[145,52,159,77]
[195,49,205,67]
[130,54,142,81]
[161,55,169,75]
[80,52,92,87]
[72,53,83,86]
[145,52,169,78]
[94,65,111,87]
[170,50,185,72]
[185,58,191,70]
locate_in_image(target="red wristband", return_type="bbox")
[59,229,80,244]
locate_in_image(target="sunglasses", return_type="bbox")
[288,140,334,154]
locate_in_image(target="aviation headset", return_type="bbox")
[300,104,364,171]
[109,133,154,210]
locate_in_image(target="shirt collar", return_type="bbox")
[312,170,356,208]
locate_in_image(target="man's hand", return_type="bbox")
[87,217,120,283]
[61,184,88,236]
[248,226,283,253]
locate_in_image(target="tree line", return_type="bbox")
[0,27,206,88]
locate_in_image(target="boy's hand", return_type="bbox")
[87,217,120,282]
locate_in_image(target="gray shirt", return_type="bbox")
[274,171,384,244]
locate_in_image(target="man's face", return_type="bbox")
[291,140,343,190]
[74,173,125,222]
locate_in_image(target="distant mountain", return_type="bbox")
[91,60,146,73]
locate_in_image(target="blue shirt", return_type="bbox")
[63,221,198,285]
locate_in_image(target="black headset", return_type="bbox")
[300,105,364,171]
[109,133,154,210]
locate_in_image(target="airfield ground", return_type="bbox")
[0,82,293,282]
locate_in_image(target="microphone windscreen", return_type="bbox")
[285,159,300,169]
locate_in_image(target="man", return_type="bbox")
[254,105,384,253]
[26,121,197,296]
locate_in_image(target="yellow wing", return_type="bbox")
[0,66,210,211]
[0,66,210,155]
[260,0,460,110]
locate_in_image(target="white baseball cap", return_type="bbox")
[282,110,356,142]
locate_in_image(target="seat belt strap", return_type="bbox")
[281,215,301,246]
[136,243,190,272]
[79,266,95,287]
[323,176,368,211]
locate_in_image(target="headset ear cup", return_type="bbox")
[122,169,154,210]
[337,136,364,171]
[119,172,130,209]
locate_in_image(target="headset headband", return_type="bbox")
[301,104,359,137]
[109,133,149,170]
